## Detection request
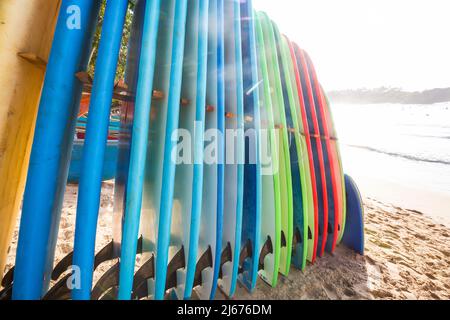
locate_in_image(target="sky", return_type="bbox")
[253,0,450,91]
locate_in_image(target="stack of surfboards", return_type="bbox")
[0,0,364,300]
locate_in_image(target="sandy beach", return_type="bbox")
[4,182,450,300]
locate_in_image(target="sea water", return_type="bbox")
[332,102,450,226]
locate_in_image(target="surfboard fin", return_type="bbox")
[238,239,253,274]
[165,246,186,292]
[50,237,143,284]
[40,237,143,300]
[91,261,120,300]
[258,236,273,271]
[1,266,14,288]
[280,231,287,248]
[51,240,112,281]
[0,284,12,301]
[131,255,155,299]
[328,222,333,234]
[129,246,188,300]
[218,242,233,278]
[42,273,72,300]
[193,246,213,287]
[293,227,302,247]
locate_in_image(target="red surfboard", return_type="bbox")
[303,51,341,253]
[292,43,329,258]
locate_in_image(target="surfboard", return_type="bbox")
[12,0,101,300]
[321,90,347,244]
[68,139,119,183]
[139,0,188,300]
[0,0,61,285]
[259,12,293,276]
[254,12,280,287]
[283,36,316,266]
[117,0,161,300]
[293,44,329,259]
[194,0,225,300]
[274,29,312,271]
[217,0,245,298]
[237,0,262,292]
[286,41,318,263]
[170,0,209,300]
[342,175,364,255]
[303,52,342,253]
[22,2,148,301]
[72,0,129,300]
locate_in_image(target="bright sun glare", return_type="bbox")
[253,0,450,91]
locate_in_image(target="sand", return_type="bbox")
[4,182,450,300]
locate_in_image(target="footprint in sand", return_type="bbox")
[321,283,339,300]
[365,255,378,266]
[371,289,394,299]
[429,292,441,300]
[425,273,437,280]
[439,249,450,258]
[414,233,428,241]
[343,287,357,298]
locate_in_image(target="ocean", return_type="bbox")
[331,102,450,226]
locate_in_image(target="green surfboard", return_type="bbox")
[274,26,314,271]
[258,12,293,277]
[254,12,281,287]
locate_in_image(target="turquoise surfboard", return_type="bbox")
[170,0,209,300]
[218,0,245,298]
[195,0,225,300]
[139,0,188,300]
[238,0,262,292]
[117,0,161,300]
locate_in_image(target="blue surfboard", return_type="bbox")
[207,0,226,300]
[68,139,118,183]
[72,0,129,300]
[138,0,188,300]
[28,1,147,301]
[219,0,245,298]
[238,0,261,292]
[170,0,209,300]
[342,175,364,255]
[13,0,101,300]
[117,0,162,300]
[194,0,225,300]
[112,0,145,265]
